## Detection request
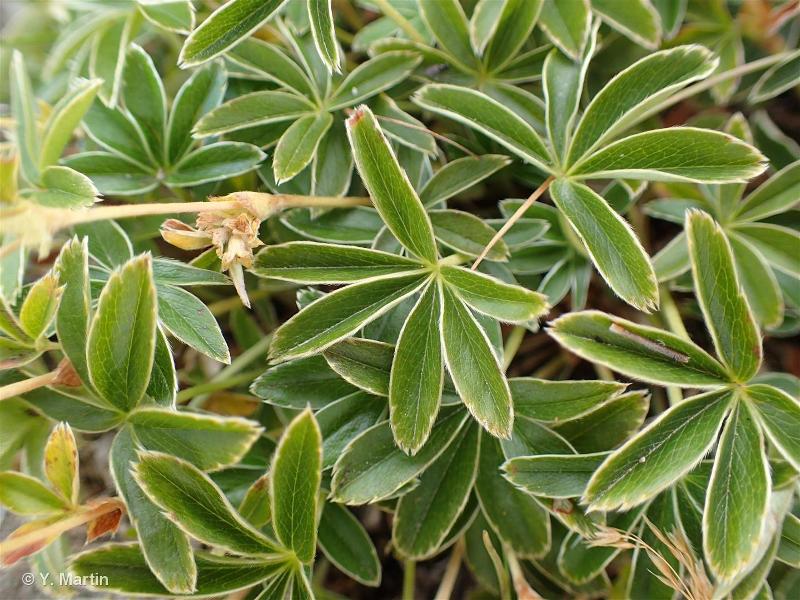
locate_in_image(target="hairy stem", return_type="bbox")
[434,540,464,600]
[402,559,416,600]
[472,176,555,270]
[0,370,58,402]
[372,0,426,43]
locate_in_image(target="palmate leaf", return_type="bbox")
[27,167,98,208]
[503,452,609,499]
[704,399,770,582]
[538,0,591,60]
[273,112,333,183]
[54,238,89,385]
[123,45,167,165]
[164,142,265,187]
[327,52,422,110]
[480,0,543,72]
[194,91,313,137]
[430,210,510,261]
[583,388,734,511]
[418,0,476,71]
[346,105,437,263]
[227,37,316,99]
[39,78,102,170]
[178,0,290,67]
[733,159,800,222]
[591,0,661,49]
[745,384,800,471]
[687,210,762,382]
[10,50,40,184]
[509,379,627,422]
[419,155,511,207]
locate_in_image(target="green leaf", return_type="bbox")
[442,266,549,323]
[552,390,650,453]
[280,206,382,244]
[146,327,177,407]
[227,38,315,98]
[89,13,140,107]
[413,84,552,171]
[548,311,730,387]
[312,119,353,196]
[476,434,550,558]
[273,112,333,183]
[270,409,322,563]
[373,94,436,155]
[10,50,40,184]
[54,237,91,385]
[331,409,467,504]
[194,91,312,137]
[735,160,800,222]
[134,451,282,556]
[591,0,661,49]
[251,355,358,409]
[551,178,657,312]
[165,141,265,187]
[420,155,510,207]
[705,399,770,581]
[418,0,476,71]
[270,273,427,362]
[19,273,62,340]
[69,543,284,596]
[138,0,195,34]
[503,452,609,498]
[687,210,762,381]
[83,99,154,168]
[238,474,271,527]
[390,282,443,454]
[40,78,102,169]
[430,210,509,261]
[542,40,597,161]
[129,408,261,471]
[584,389,733,511]
[308,0,341,72]
[777,514,800,567]
[567,45,716,164]
[167,62,227,164]
[346,106,437,263]
[28,166,98,208]
[254,242,421,284]
[110,427,195,595]
[509,378,626,422]
[538,0,590,59]
[733,223,799,277]
[482,0,543,71]
[571,128,767,183]
[749,49,800,103]
[0,471,69,515]
[62,152,158,196]
[745,384,800,471]
[179,0,289,67]
[470,0,505,57]
[394,422,479,558]
[440,283,513,438]
[319,502,381,586]
[328,51,422,110]
[653,230,690,281]
[317,391,385,469]
[122,45,166,165]
[87,255,157,412]
[322,339,394,396]
[156,284,231,363]
[729,235,783,328]
[74,220,133,269]
[152,259,229,286]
